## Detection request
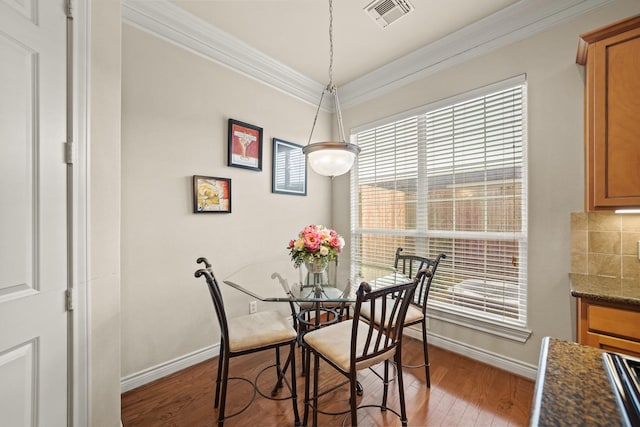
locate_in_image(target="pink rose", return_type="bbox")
[303,232,321,252]
[303,225,318,235]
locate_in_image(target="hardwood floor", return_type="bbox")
[121,337,534,426]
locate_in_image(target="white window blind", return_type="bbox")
[351,77,528,331]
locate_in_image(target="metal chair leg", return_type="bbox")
[271,348,287,396]
[289,342,301,425]
[273,347,283,392]
[422,320,431,388]
[299,312,309,375]
[312,352,320,427]
[215,341,225,408]
[302,344,311,426]
[218,352,230,427]
[396,354,409,427]
[349,370,359,426]
[382,360,389,410]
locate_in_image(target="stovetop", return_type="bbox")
[603,352,640,427]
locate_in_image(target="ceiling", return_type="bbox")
[170,0,520,86]
[124,0,611,107]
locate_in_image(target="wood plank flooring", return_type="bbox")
[121,337,534,426]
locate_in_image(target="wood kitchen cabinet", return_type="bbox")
[577,16,640,210]
[577,297,640,357]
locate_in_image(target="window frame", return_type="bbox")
[350,75,531,342]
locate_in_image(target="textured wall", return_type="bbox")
[571,212,640,278]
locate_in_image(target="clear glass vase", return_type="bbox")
[304,257,329,274]
[301,257,329,289]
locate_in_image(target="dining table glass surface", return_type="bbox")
[222,257,413,303]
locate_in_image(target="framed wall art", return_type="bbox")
[228,118,263,171]
[272,138,307,196]
[193,175,232,213]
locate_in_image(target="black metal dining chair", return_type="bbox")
[301,272,423,427]
[360,248,446,388]
[194,257,300,426]
[277,269,344,376]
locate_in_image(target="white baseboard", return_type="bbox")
[120,344,220,393]
[121,329,537,394]
[403,325,537,380]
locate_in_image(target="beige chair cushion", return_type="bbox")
[359,299,424,327]
[303,320,395,372]
[404,304,424,325]
[228,311,297,353]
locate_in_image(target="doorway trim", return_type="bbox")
[69,0,89,425]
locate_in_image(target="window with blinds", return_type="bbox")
[350,76,528,331]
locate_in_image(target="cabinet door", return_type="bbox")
[578,298,640,358]
[590,27,640,208]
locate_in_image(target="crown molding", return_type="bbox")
[122,0,326,108]
[123,0,611,110]
[339,0,612,108]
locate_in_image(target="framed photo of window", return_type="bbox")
[193,175,232,213]
[272,138,307,196]
[228,119,263,171]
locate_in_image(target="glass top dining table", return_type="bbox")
[222,257,412,304]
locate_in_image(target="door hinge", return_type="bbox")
[66,289,75,311]
[65,141,74,164]
[65,0,73,18]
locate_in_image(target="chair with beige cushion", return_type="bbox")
[301,274,422,427]
[360,248,446,388]
[295,258,350,374]
[195,257,300,427]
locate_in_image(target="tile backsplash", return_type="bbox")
[571,211,640,278]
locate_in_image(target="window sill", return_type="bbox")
[428,305,532,343]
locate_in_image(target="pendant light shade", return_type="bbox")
[304,0,360,177]
[303,141,360,177]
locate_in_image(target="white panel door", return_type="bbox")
[0,0,69,425]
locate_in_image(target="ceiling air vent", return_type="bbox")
[365,0,414,29]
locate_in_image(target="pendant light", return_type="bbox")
[303,0,361,177]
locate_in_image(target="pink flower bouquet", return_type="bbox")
[288,224,345,268]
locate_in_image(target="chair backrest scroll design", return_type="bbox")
[394,248,446,314]
[195,257,230,353]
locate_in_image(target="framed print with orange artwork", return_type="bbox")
[193,175,232,213]
[228,119,263,171]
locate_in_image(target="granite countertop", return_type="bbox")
[569,273,640,306]
[530,337,622,426]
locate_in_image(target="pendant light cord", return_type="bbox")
[328,0,334,88]
[307,0,347,145]
[327,0,347,142]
